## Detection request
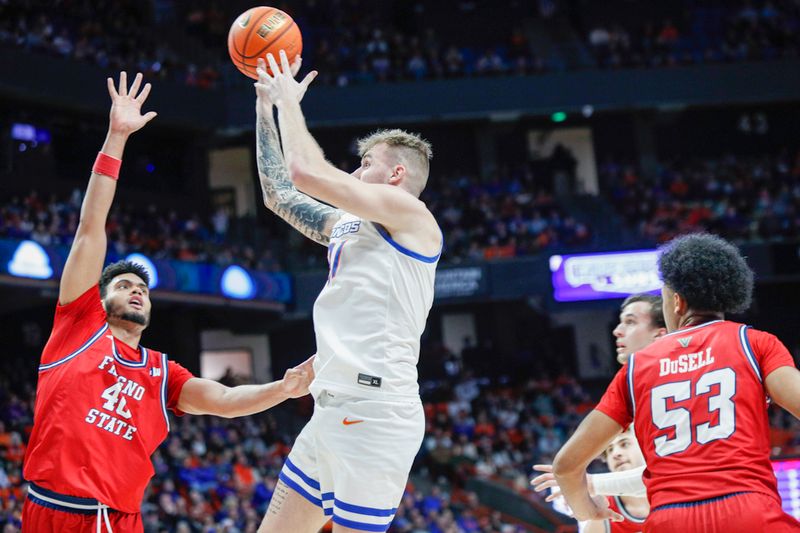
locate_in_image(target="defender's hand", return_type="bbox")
[107,72,157,136]
[531,464,596,501]
[576,495,624,523]
[280,354,316,399]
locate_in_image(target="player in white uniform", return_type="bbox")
[252,52,442,533]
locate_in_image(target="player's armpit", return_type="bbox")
[293,172,435,239]
[765,365,800,420]
[255,113,341,245]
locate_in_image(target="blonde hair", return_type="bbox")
[357,129,433,196]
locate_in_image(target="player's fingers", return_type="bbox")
[279,49,291,74]
[142,111,158,123]
[136,83,152,104]
[545,491,561,503]
[107,77,118,98]
[533,464,554,473]
[129,72,143,98]
[118,71,127,96]
[256,66,270,82]
[530,473,555,485]
[532,479,557,492]
[290,55,302,77]
[299,71,317,92]
[256,58,268,79]
[605,510,624,523]
[266,53,281,79]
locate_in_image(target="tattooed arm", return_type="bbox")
[255,106,341,246]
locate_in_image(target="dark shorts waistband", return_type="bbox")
[652,491,750,512]
[27,482,118,515]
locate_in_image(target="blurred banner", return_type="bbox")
[0,238,291,304]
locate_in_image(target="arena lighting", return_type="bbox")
[221,265,256,299]
[550,111,567,123]
[7,240,53,279]
[11,122,51,144]
[125,253,158,289]
[550,249,662,302]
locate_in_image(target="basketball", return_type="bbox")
[227,6,302,80]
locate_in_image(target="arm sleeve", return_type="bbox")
[166,360,195,416]
[591,465,647,496]
[594,365,633,429]
[40,285,107,366]
[747,328,797,380]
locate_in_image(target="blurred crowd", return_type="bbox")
[582,0,800,70]
[3,0,799,91]
[0,163,589,271]
[0,190,284,272]
[1,337,799,531]
[602,149,800,244]
[0,354,533,532]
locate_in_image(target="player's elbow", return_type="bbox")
[287,160,321,194]
[552,447,582,479]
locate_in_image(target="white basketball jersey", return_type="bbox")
[309,212,440,400]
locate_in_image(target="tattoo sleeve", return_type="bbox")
[256,113,340,246]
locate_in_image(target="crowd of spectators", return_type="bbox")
[0,351,536,532]
[602,148,800,244]
[0,163,589,272]
[423,168,591,263]
[5,0,799,92]
[0,0,221,89]
[582,0,800,70]
[1,329,799,531]
[0,189,284,273]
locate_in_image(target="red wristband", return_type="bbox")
[92,152,122,180]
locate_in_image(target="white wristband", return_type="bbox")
[591,465,647,496]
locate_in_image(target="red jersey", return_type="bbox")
[606,495,646,532]
[24,285,194,513]
[596,320,795,509]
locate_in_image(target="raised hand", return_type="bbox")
[255,50,317,107]
[255,54,304,115]
[107,72,157,136]
[280,354,316,399]
[583,494,624,523]
[531,464,597,502]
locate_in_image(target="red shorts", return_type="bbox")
[645,491,800,533]
[22,485,143,533]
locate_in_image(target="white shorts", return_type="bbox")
[280,390,425,532]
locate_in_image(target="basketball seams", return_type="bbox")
[244,21,298,60]
[240,7,277,60]
[228,7,301,79]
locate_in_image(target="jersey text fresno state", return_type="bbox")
[82,355,150,441]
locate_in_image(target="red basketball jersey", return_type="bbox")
[606,495,646,532]
[596,320,795,510]
[24,285,193,513]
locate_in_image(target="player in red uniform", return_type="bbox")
[532,294,664,531]
[22,73,315,533]
[583,428,648,533]
[552,234,800,532]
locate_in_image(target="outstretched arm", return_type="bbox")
[177,355,315,417]
[552,410,625,522]
[258,51,434,237]
[254,57,340,246]
[59,72,157,305]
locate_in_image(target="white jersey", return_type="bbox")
[309,212,440,400]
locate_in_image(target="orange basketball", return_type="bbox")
[227,6,303,80]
